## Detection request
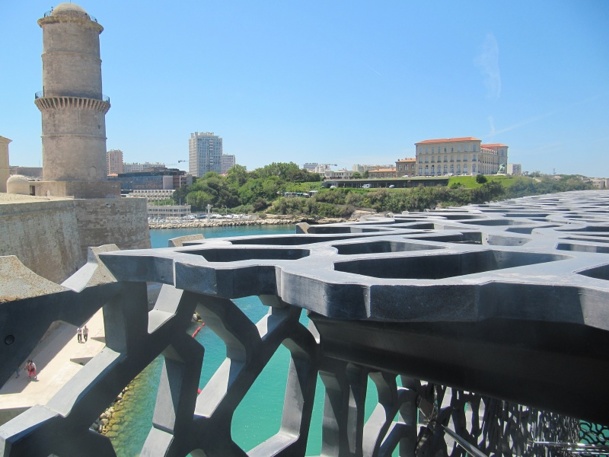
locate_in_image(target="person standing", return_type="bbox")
[83,325,89,343]
[77,327,83,343]
[26,360,37,381]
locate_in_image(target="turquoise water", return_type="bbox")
[111,226,382,456]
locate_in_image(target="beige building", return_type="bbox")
[507,163,522,176]
[107,149,124,175]
[415,137,508,176]
[368,167,397,179]
[396,157,416,177]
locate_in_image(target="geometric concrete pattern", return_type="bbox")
[1,190,609,456]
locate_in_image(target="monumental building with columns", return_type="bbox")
[415,137,508,177]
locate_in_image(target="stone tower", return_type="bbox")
[34,3,118,198]
[0,136,10,192]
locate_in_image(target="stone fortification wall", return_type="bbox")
[74,198,150,256]
[0,195,150,283]
[34,180,120,198]
[0,196,83,282]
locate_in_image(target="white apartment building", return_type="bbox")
[189,132,222,177]
[147,204,192,219]
[221,154,236,174]
[123,162,166,173]
[127,189,175,201]
[415,137,508,176]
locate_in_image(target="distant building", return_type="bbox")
[147,204,192,219]
[314,164,335,175]
[396,158,416,177]
[109,169,191,193]
[221,154,236,174]
[303,163,318,171]
[368,167,397,179]
[321,169,354,179]
[353,164,394,174]
[189,132,222,177]
[415,137,508,176]
[507,163,522,176]
[127,189,175,201]
[123,162,166,173]
[107,149,124,175]
[8,167,42,178]
[590,178,608,189]
[481,143,509,171]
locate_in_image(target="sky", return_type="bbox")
[1,1,608,177]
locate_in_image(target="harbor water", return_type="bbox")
[108,226,383,456]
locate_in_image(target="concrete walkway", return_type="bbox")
[0,308,106,423]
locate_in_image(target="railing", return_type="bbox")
[1,191,609,456]
[43,9,98,23]
[35,91,110,103]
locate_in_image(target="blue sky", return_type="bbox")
[1,1,608,176]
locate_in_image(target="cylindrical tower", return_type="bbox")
[35,3,110,183]
[0,136,11,193]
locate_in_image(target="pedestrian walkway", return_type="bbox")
[0,308,106,424]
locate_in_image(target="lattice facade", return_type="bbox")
[1,191,609,456]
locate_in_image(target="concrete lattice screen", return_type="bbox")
[1,191,609,456]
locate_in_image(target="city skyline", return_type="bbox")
[1,1,608,177]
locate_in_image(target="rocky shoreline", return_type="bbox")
[148,216,350,230]
[93,384,131,435]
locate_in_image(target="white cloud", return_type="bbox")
[475,33,501,100]
[487,115,496,136]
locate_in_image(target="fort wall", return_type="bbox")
[74,198,150,255]
[0,195,150,283]
[0,196,82,282]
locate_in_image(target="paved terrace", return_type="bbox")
[1,190,609,456]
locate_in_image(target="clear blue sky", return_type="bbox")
[1,1,608,176]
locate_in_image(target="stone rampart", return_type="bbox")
[74,198,150,255]
[0,195,149,283]
[0,197,82,282]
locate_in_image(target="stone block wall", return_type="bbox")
[0,196,150,283]
[0,198,83,282]
[74,198,150,257]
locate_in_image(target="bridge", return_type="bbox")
[1,190,608,456]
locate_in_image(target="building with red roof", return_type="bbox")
[414,137,508,176]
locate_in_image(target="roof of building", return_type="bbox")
[416,137,480,145]
[396,158,416,163]
[52,3,89,18]
[369,168,397,172]
[481,143,508,148]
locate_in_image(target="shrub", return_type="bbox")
[475,174,488,184]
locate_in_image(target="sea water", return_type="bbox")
[108,225,378,457]
[110,226,381,456]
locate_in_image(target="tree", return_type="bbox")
[476,174,487,184]
[185,172,239,210]
[172,184,190,205]
[226,164,249,188]
[255,162,314,182]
